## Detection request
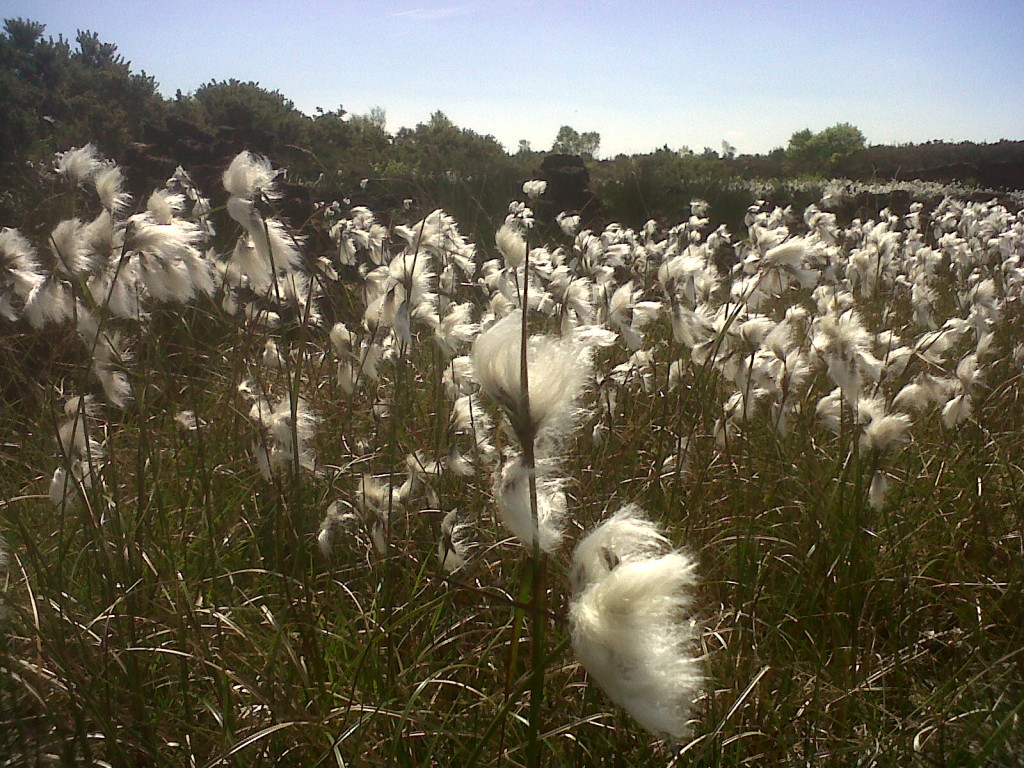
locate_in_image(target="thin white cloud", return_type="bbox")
[388,4,473,21]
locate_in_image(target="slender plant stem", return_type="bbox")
[517,227,547,768]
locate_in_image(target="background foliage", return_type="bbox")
[2,18,1023,244]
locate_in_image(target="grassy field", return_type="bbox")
[1,147,1023,766]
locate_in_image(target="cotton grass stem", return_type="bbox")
[518,232,549,768]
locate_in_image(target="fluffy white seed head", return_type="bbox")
[0,228,43,321]
[471,310,591,447]
[941,393,972,428]
[571,504,671,592]
[522,180,547,199]
[146,189,186,225]
[55,144,103,185]
[436,301,480,357]
[492,456,566,553]
[330,322,354,356]
[569,507,702,742]
[557,213,581,237]
[860,411,912,453]
[49,218,88,277]
[495,223,527,269]
[869,470,890,511]
[761,236,807,269]
[438,509,470,573]
[223,151,278,201]
[94,165,131,214]
[317,500,360,557]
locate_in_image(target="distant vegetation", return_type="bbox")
[2,17,1022,241]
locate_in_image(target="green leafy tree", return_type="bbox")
[0,18,165,165]
[551,125,600,158]
[786,122,866,174]
[0,18,60,163]
[187,79,311,157]
[592,147,742,228]
[307,106,390,188]
[387,110,509,178]
[363,105,387,131]
[381,111,523,245]
[0,18,177,231]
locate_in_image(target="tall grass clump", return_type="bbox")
[1,144,1022,766]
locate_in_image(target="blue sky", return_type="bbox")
[5,0,1023,156]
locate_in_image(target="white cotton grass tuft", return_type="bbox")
[869,470,890,511]
[58,415,103,464]
[893,374,954,413]
[50,394,104,510]
[249,394,318,480]
[606,281,662,351]
[329,321,355,356]
[556,212,581,237]
[435,301,479,357]
[49,463,95,509]
[492,456,567,553]
[355,473,394,555]
[569,504,703,742]
[941,394,972,429]
[174,409,202,432]
[317,500,359,557]
[124,208,213,304]
[221,151,317,322]
[57,395,102,460]
[522,179,547,199]
[94,164,131,214]
[263,339,286,370]
[570,504,670,590]
[860,410,912,454]
[937,352,982,429]
[146,188,186,224]
[811,307,882,406]
[437,509,470,573]
[48,218,89,278]
[449,393,496,471]
[75,313,133,409]
[495,223,527,269]
[24,277,75,329]
[0,227,43,322]
[223,151,279,204]
[471,310,592,447]
[55,144,104,186]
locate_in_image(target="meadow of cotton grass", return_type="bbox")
[0,144,1022,766]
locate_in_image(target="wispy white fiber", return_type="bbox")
[471,310,591,446]
[570,505,703,742]
[492,455,567,553]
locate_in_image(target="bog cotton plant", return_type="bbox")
[222,151,316,323]
[492,455,568,554]
[569,505,703,742]
[471,310,591,551]
[50,395,104,510]
[437,509,469,573]
[245,392,318,481]
[0,228,43,322]
[473,310,591,448]
[9,143,1024,764]
[8,145,218,409]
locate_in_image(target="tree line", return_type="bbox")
[2,17,1021,236]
